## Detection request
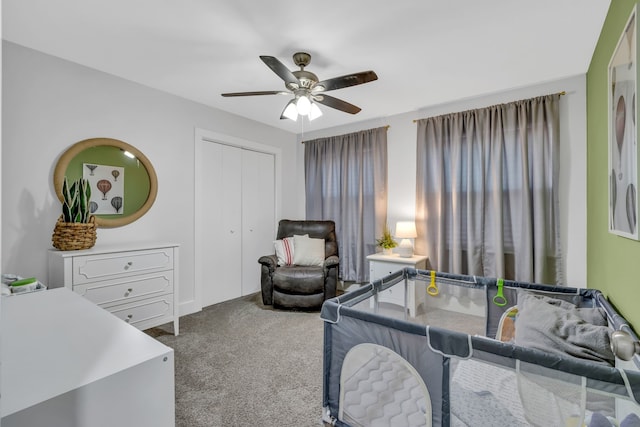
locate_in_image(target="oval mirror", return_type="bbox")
[53,137,158,228]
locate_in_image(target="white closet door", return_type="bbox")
[241,150,276,296]
[201,143,243,306]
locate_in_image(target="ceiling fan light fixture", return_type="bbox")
[223,53,377,121]
[308,102,323,121]
[282,100,298,121]
[296,95,311,116]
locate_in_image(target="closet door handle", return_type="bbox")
[124,261,133,270]
[125,314,133,323]
[124,288,133,297]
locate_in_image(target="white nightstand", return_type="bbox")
[367,253,428,316]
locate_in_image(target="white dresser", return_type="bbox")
[48,243,179,335]
[367,253,428,316]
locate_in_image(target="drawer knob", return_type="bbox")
[124,261,133,270]
[124,288,133,297]
[125,314,133,323]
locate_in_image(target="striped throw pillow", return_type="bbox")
[274,237,295,266]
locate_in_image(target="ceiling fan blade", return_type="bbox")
[314,70,378,92]
[313,94,361,114]
[221,91,288,97]
[260,56,300,87]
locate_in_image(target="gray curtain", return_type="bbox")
[305,127,388,282]
[415,94,563,284]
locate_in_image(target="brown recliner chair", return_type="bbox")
[258,220,339,309]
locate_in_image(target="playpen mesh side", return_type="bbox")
[322,311,446,427]
[410,272,486,336]
[322,270,640,427]
[448,351,640,427]
[449,358,528,426]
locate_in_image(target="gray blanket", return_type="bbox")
[514,292,614,366]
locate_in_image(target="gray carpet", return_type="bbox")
[147,293,326,427]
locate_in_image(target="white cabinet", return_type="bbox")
[1,288,175,427]
[48,243,179,335]
[367,253,428,316]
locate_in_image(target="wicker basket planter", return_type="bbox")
[52,215,97,251]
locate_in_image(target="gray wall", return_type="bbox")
[2,41,299,314]
[2,40,590,320]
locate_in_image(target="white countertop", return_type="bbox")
[1,288,172,416]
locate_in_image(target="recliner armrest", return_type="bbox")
[258,254,278,270]
[324,255,340,269]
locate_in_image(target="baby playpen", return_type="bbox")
[321,268,640,427]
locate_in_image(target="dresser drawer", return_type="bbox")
[48,244,180,335]
[370,261,403,281]
[108,296,174,330]
[73,248,174,285]
[73,272,173,306]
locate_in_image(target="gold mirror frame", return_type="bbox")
[53,137,158,228]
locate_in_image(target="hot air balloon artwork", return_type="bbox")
[85,164,98,176]
[83,163,125,215]
[111,196,123,213]
[97,179,111,200]
[609,6,638,239]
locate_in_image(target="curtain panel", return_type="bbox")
[304,127,388,282]
[415,94,563,284]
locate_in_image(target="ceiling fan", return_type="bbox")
[221,52,378,121]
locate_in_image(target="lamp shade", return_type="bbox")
[395,221,417,239]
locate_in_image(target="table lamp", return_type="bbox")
[395,221,417,257]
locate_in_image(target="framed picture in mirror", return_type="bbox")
[609,5,639,240]
[54,138,158,228]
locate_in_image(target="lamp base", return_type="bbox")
[397,239,414,258]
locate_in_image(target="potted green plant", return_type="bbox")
[376,223,397,255]
[51,177,97,250]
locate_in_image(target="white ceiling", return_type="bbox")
[3,0,611,135]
